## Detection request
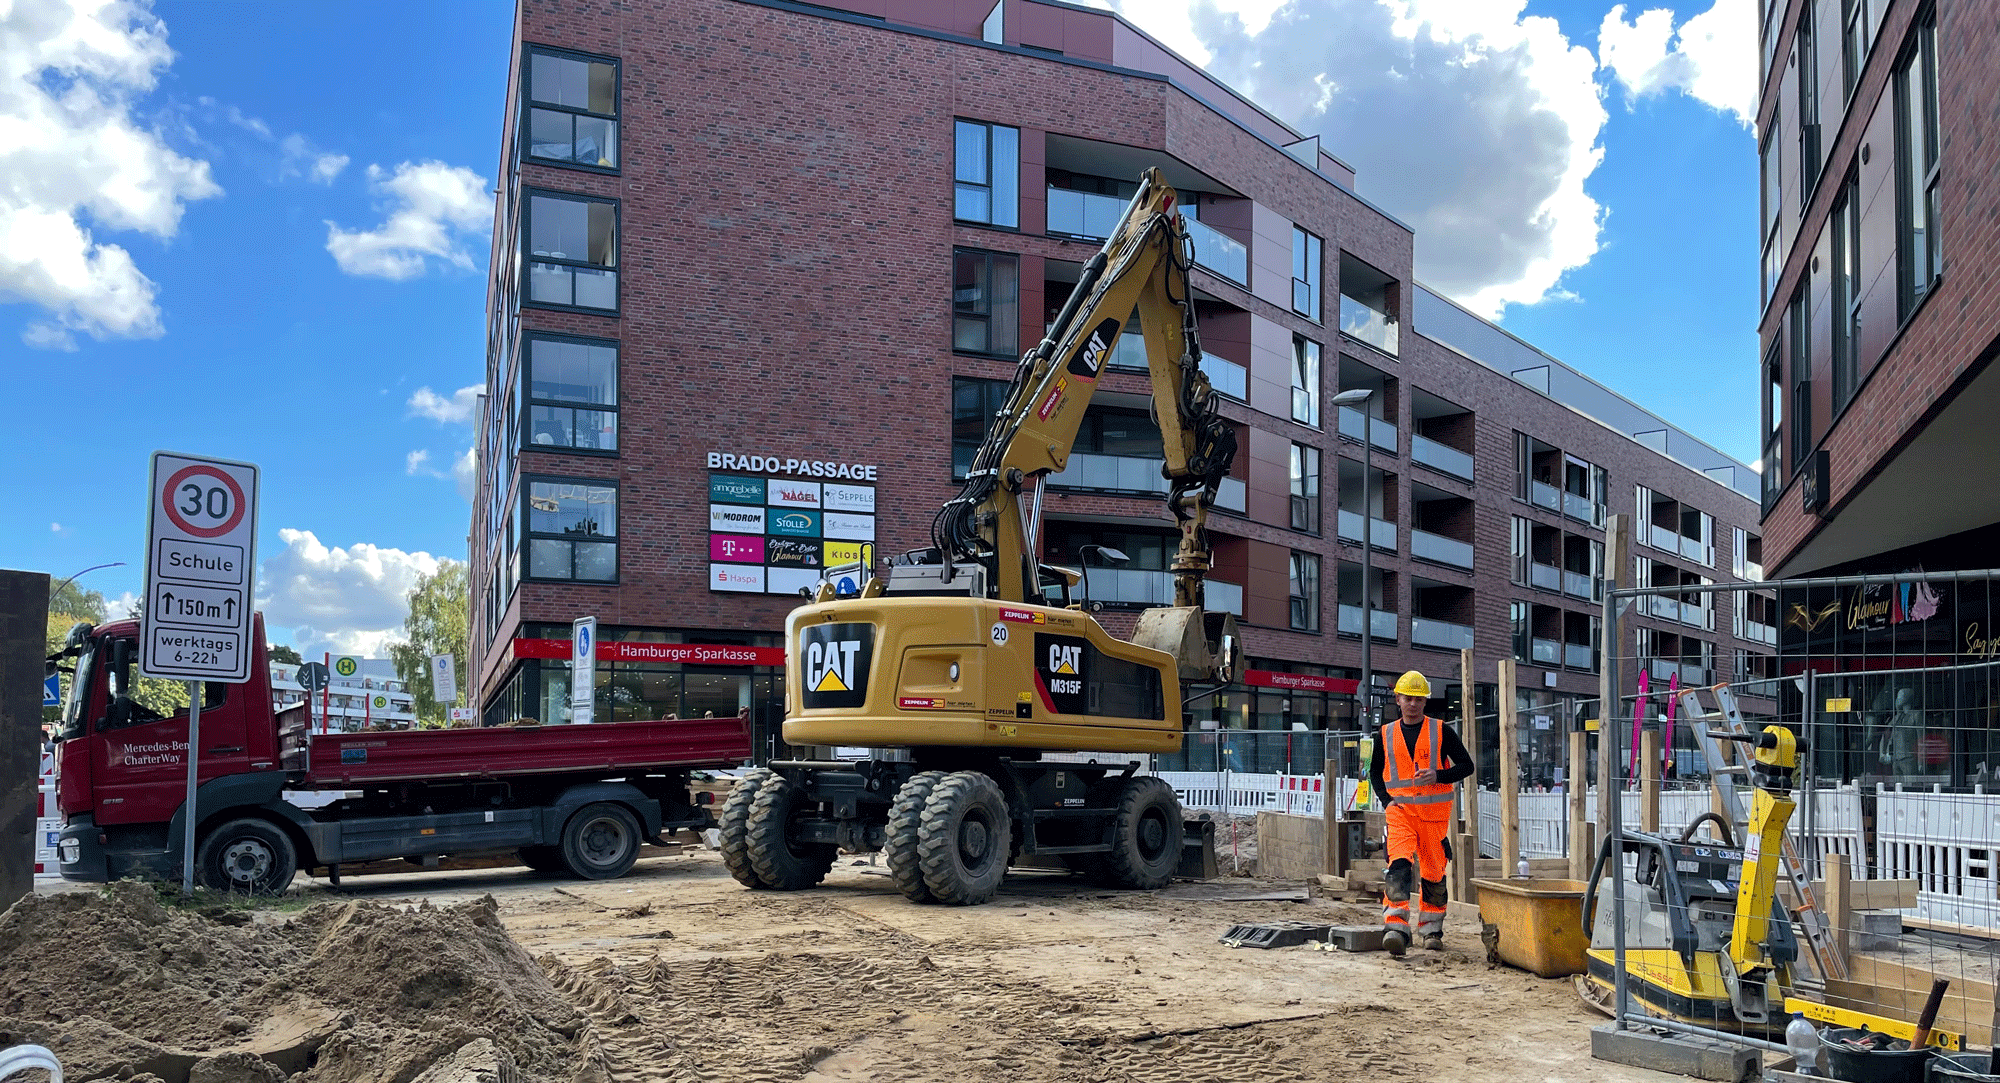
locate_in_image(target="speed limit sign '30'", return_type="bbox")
[142,451,259,682]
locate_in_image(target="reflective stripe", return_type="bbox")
[1382,717,1454,802]
[1391,791,1453,805]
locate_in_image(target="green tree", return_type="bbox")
[44,584,107,726]
[390,561,468,727]
[269,643,303,665]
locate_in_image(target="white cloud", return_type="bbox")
[103,590,137,619]
[1599,0,1756,128]
[404,448,431,475]
[278,132,347,184]
[1145,0,1606,316]
[452,446,475,502]
[1,0,222,349]
[407,383,481,424]
[324,161,491,279]
[258,528,442,657]
[49,521,60,532]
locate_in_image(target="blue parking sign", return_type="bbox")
[44,674,60,707]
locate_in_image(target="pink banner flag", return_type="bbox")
[1629,669,1651,777]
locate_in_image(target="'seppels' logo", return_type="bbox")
[800,622,872,708]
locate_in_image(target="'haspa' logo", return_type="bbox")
[800,623,872,708]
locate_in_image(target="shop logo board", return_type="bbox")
[706,460,875,596]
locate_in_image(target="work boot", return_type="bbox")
[1422,934,1445,952]
[1382,929,1408,957]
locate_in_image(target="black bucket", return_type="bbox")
[1930,1052,2000,1082]
[1821,1027,1934,1083]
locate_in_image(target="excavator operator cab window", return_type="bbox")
[1038,565,1079,608]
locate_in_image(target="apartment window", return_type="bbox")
[1760,118,1781,305]
[524,335,617,452]
[1289,443,1320,533]
[1894,7,1941,318]
[1831,173,1862,411]
[1788,286,1811,475]
[1510,517,1529,585]
[952,376,1007,477]
[525,48,618,169]
[1510,601,1529,663]
[952,248,1019,357]
[1288,551,1320,632]
[954,120,1019,228]
[1290,335,1321,427]
[1797,9,1822,196]
[524,191,617,311]
[1762,345,1784,505]
[524,478,617,581]
[1291,227,1322,321]
[1842,0,1872,100]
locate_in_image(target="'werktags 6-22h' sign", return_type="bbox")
[141,451,259,683]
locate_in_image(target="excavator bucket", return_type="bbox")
[1132,607,1238,684]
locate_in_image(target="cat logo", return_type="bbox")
[1066,317,1124,378]
[1034,633,1089,715]
[1048,643,1081,675]
[799,622,872,709]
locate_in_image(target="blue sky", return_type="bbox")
[1,0,1756,654]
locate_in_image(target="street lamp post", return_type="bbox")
[1331,388,1375,729]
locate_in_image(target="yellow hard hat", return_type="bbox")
[1393,670,1431,697]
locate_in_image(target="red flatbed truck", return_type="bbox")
[49,616,752,892]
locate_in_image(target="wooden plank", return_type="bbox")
[1807,876,1918,912]
[1900,914,2000,941]
[1472,857,1571,878]
[1498,657,1520,878]
[1597,513,1629,806]
[1323,757,1343,876]
[1639,729,1661,833]
[1824,853,1852,971]
[1568,729,1591,879]
[1845,955,1999,1048]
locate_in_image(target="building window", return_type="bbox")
[1510,601,1529,663]
[1762,344,1784,508]
[1842,0,1873,100]
[524,478,617,581]
[1510,516,1529,585]
[523,334,617,452]
[1760,117,1781,305]
[524,191,617,311]
[1788,286,1810,475]
[952,248,1019,357]
[952,376,1008,477]
[1288,551,1320,632]
[1894,6,1941,318]
[954,120,1019,228]
[524,48,618,169]
[1797,9,1821,196]
[1831,173,1861,411]
[1289,443,1320,533]
[1290,335,1320,427]
[1291,226,1322,321]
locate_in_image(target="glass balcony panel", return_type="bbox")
[1411,433,1474,481]
[1564,643,1595,670]
[1185,217,1248,285]
[1562,491,1595,522]
[1650,659,1678,682]
[1339,294,1399,354]
[1531,638,1560,665]
[1531,481,1561,511]
[1682,664,1711,686]
[1745,561,1764,582]
[1338,605,1399,640]
[1650,525,1682,551]
[1216,475,1246,513]
[1338,406,1367,442]
[1110,332,1146,370]
[1045,186,1127,239]
[1369,416,1397,452]
[1562,570,1593,599]
[1411,528,1473,569]
[1413,618,1474,651]
[1336,510,1395,549]
[1050,452,1167,494]
[1207,579,1244,616]
[1203,356,1248,400]
[1529,563,1561,591]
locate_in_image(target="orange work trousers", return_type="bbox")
[1381,801,1451,940]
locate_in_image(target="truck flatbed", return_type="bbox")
[292,717,753,787]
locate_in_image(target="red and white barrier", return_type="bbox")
[35,753,58,877]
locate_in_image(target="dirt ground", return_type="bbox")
[193,849,1687,1083]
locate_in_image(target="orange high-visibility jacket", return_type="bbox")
[1380,717,1456,813]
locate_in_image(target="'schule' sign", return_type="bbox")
[707,451,879,481]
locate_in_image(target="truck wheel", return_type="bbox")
[746,773,837,890]
[917,771,1010,906]
[719,768,774,888]
[885,771,946,902]
[519,846,565,875]
[196,818,297,895]
[561,802,642,880]
[1103,777,1182,889]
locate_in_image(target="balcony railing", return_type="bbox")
[1049,452,1167,494]
[1411,434,1474,481]
[1529,562,1561,592]
[1746,620,1777,647]
[1531,637,1561,665]
[1531,481,1561,512]
[1411,528,1474,570]
[1649,524,1682,552]
[1412,617,1474,651]
[1046,187,1247,285]
[1562,490,1603,525]
[1337,509,1397,550]
[1205,356,1248,400]
[1339,294,1399,355]
[1081,568,1243,616]
[1338,605,1399,640]
[1744,560,1765,582]
[1184,217,1248,285]
[1562,570,1594,600]
[1216,476,1246,514]
[1337,406,1397,452]
[1564,643,1596,671]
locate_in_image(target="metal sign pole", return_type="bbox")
[181,680,202,894]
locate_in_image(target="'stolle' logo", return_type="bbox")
[800,622,872,708]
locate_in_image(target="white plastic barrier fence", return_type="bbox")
[1157,771,1358,819]
[1876,786,2000,929]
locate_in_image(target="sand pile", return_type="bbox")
[0,884,606,1083]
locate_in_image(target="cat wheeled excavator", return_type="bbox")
[718,168,1239,905]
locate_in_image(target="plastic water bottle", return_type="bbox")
[1785,1014,1819,1076]
[1516,857,1530,879]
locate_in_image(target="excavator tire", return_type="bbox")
[886,771,946,902]
[719,768,774,888]
[746,772,838,890]
[917,771,1011,906]
[1103,776,1181,889]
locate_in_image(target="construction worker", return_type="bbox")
[1369,670,1475,956]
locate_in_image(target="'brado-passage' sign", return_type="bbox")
[142,451,259,682]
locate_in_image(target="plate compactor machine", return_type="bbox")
[718,169,1238,906]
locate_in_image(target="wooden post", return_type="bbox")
[1498,657,1520,878]
[1597,513,1631,840]
[1568,730,1592,880]
[1640,729,1662,833]
[1825,852,1852,973]
[1455,647,1479,899]
[1323,756,1345,876]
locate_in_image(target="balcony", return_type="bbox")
[1185,217,1248,285]
[1337,509,1396,550]
[1412,617,1474,651]
[1411,529,1474,570]
[1562,570,1595,600]
[1564,643,1596,671]
[1204,356,1248,400]
[1338,605,1399,640]
[1649,524,1682,552]
[1049,452,1164,494]
[1744,560,1765,582]
[1529,562,1561,592]
[1337,406,1397,452]
[1081,568,1244,616]
[1411,434,1473,481]
[1531,637,1561,665]
[1339,294,1399,355]
[1746,620,1777,647]
[1216,476,1246,514]
[1562,490,1603,525]
[1530,481,1561,513]
[1047,186,1246,285]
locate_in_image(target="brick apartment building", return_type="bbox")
[1757,0,1999,785]
[467,0,1777,779]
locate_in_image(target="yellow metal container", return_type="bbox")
[1473,878,1589,978]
